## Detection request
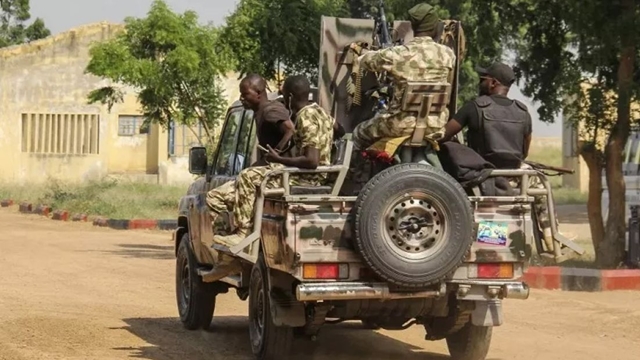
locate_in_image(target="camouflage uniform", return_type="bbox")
[210,102,334,247]
[351,36,456,150]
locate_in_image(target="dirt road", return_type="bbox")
[0,209,638,360]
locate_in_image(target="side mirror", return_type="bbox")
[189,146,208,175]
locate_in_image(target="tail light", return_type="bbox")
[303,263,349,279]
[469,263,514,279]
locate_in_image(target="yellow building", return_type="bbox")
[0,22,249,185]
[562,83,640,192]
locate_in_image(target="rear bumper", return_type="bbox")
[295,281,529,301]
[296,282,442,301]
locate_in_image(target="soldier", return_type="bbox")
[440,62,564,253]
[206,74,294,220]
[210,74,334,248]
[348,3,456,150]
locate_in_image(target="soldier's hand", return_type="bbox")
[265,144,281,163]
[349,42,368,55]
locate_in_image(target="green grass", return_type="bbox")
[0,178,187,219]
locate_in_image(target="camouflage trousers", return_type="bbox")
[206,164,283,235]
[509,163,558,251]
[352,111,447,150]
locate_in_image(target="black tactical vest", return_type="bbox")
[472,95,530,169]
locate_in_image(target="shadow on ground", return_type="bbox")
[111,316,482,360]
[95,244,175,260]
[556,204,589,224]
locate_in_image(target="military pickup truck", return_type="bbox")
[173,13,583,360]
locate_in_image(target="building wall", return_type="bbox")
[562,84,640,192]
[0,22,251,185]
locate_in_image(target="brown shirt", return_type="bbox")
[255,100,291,149]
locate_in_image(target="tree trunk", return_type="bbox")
[580,143,605,257]
[598,0,636,268]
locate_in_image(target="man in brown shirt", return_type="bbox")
[239,74,294,164]
[206,74,294,219]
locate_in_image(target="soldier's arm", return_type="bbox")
[358,46,401,73]
[439,101,474,143]
[269,108,326,169]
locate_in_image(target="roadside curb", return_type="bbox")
[2,200,174,231]
[523,266,640,291]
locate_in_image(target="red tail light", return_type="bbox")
[475,263,514,279]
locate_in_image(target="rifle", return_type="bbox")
[367,0,397,112]
[524,160,575,175]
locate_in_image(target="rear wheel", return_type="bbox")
[354,163,474,288]
[446,322,493,360]
[249,253,293,360]
[176,234,216,330]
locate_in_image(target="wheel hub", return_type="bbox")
[385,197,444,255]
[180,263,191,308]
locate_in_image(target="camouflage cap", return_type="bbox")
[407,3,439,34]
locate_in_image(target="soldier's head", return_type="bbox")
[476,62,516,96]
[239,73,267,110]
[282,75,310,112]
[407,3,440,38]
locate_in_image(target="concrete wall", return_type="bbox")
[561,84,640,193]
[0,22,249,186]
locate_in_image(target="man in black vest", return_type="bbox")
[440,62,563,254]
[440,62,532,167]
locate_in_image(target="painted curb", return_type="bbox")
[52,210,70,221]
[523,266,640,291]
[18,202,33,213]
[34,205,52,216]
[72,213,88,222]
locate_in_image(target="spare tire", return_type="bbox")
[354,163,474,288]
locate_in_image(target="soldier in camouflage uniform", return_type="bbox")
[349,3,456,150]
[210,75,335,248]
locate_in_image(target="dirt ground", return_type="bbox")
[0,208,638,360]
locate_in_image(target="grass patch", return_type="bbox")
[0,179,187,219]
[527,139,587,205]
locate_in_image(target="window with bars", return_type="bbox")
[21,113,100,155]
[118,115,144,136]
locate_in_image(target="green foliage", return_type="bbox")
[0,0,50,47]
[219,0,503,105]
[85,0,233,144]
[218,0,348,83]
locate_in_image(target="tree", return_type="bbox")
[218,0,348,83]
[220,0,503,104]
[0,0,50,47]
[492,0,640,267]
[84,0,233,146]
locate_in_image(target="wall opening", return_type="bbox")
[21,113,100,155]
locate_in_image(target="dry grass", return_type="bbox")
[0,178,185,219]
[0,137,585,219]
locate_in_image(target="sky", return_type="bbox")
[28,0,562,137]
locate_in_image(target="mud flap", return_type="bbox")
[471,300,502,327]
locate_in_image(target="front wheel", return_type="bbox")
[445,322,493,360]
[176,234,216,330]
[248,253,293,360]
